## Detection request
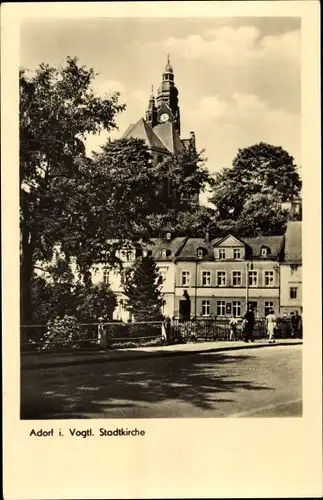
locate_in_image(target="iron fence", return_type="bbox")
[20,321,164,352]
[170,317,297,343]
[20,316,300,353]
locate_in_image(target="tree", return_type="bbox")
[153,147,213,213]
[123,256,165,321]
[20,57,125,323]
[76,282,117,323]
[235,193,289,236]
[210,142,302,220]
[31,256,117,325]
[147,205,219,235]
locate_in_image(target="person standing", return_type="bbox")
[97,316,105,347]
[291,311,301,338]
[229,316,238,341]
[266,309,277,343]
[243,305,255,342]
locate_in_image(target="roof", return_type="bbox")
[283,221,302,263]
[143,237,187,261]
[174,235,284,260]
[153,122,184,154]
[176,237,215,260]
[122,117,167,151]
[242,236,284,258]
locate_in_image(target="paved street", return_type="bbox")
[21,345,302,419]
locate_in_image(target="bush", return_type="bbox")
[39,315,83,351]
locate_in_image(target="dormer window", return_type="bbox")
[261,246,271,257]
[160,249,171,258]
[197,248,206,259]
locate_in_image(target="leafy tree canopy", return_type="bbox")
[210,142,302,220]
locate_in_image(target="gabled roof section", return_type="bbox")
[213,234,246,248]
[243,236,284,258]
[283,221,302,263]
[142,237,187,261]
[122,117,168,151]
[153,122,184,154]
[176,237,214,260]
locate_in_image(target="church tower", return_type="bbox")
[145,86,157,127]
[156,55,181,135]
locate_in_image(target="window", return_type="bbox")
[161,249,167,258]
[181,271,191,287]
[264,271,275,287]
[217,301,225,316]
[202,300,210,317]
[197,248,204,259]
[233,301,241,317]
[249,270,258,287]
[103,268,109,284]
[159,270,167,282]
[261,246,271,257]
[219,249,226,259]
[290,287,298,299]
[265,301,274,316]
[233,249,241,259]
[216,271,226,286]
[290,265,298,275]
[201,271,211,286]
[232,271,242,286]
[166,232,172,240]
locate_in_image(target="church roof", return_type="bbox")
[153,122,184,154]
[122,117,185,155]
[122,117,167,151]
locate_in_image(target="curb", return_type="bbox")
[21,340,303,370]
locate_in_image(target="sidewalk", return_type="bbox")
[21,338,302,370]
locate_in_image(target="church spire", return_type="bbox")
[146,84,157,126]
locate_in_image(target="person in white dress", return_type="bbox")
[266,309,277,343]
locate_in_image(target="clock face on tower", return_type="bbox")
[160,113,169,123]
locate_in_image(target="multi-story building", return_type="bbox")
[174,233,284,319]
[280,221,302,314]
[92,235,187,321]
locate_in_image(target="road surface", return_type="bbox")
[21,345,302,419]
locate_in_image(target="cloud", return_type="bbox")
[184,92,300,180]
[133,25,300,65]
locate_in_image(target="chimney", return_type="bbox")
[166,232,172,241]
[205,231,210,242]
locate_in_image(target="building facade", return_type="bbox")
[280,221,302,314]
[174,234,283,319]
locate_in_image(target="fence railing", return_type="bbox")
[170,317,298,343]
[20,317,300,353]
[20,321,164,352]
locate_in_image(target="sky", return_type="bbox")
[21,17,301,203]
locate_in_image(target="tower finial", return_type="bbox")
[165,53,173,73]
[149,84,155,101]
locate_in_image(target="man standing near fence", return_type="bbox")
[243,305,255,343]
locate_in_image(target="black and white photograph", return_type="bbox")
[19,15,304,420]
[2,2,322,499]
